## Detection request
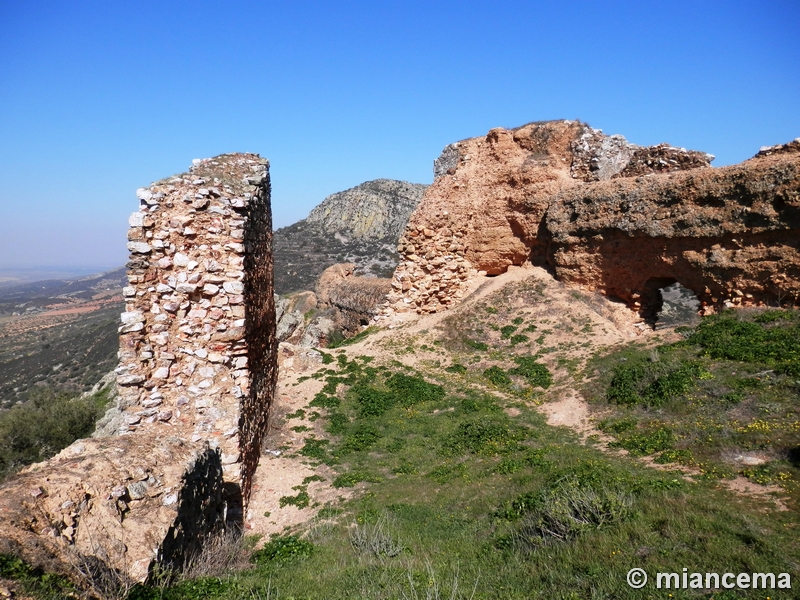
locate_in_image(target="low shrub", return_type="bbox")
[483,366,511,387]
[0,386,108,481]
[609,426,676,456]
[514,480,632,549]
[442,418,526,456]
[251,535,314,564]
[509,357,552,389]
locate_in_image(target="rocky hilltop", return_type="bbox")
[388,120,800,316]
[274,179,427,294]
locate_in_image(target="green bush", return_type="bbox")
[309,391,340,409]
[509,357,552,389]
[607,359,703,407]
[279,488,310,508]
[641,361,704,406]
[607,363,646,405]
[500,325,517,339]
[442,418,526,456]
[483,366,511,387]
[386,372,445,405]
[251,535,314,564]
[0,386,107,481]
[299,438,330,461]
[340,424,380,453]
[353,384,396,417]
[609,426,676,456]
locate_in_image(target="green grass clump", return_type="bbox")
[509,334,529,345]
[251,535,314,564]
[465,339,488,351]
[607,426,676,456]
[339,424,380,453]
[509,356,552,389]
[689,310,800,375]
[333,471,381,488]
[279,487,311,508]
[607,357,706,407]
[500,324,517,339]
[299,438,331,462]
[483,365,511,387]
[445,363,467,374]
[442,418,526,456]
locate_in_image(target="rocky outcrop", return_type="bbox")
[0,435,224,584]
[0,154,277,585]
[386,120,800,316]
[316,263,391,336]
[274,179,427,293]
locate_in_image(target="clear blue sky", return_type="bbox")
[1,0,798,271]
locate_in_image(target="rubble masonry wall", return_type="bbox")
[115,153,276,508]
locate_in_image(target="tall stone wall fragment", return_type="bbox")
[115,152,276,506]
[0,153,277,586]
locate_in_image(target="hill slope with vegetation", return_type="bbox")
[43,266,793,600]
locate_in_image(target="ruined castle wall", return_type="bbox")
[115,153,275,506]
[0,153,277,585]
[546,148,800,311]
[240,172,277,502]
[385,121,800,316]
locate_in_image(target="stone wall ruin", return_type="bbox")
[0,153,277,585]
[385,121,800,318]
[115,152,276,508]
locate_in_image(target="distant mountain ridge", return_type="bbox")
[274,179,427,294]
[0,267,126,315]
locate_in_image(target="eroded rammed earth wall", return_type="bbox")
[386,121,800,316]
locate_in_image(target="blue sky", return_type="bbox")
[0,1,798,271]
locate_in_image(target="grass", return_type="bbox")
[584,308,800,503]
[6,290,800,598]
[120,319,800,598]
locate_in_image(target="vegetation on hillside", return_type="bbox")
[0,385,112,481]
[118,304,800,600]
[584,309,800,501]
[2,271,799,598]
[0,305,121,407]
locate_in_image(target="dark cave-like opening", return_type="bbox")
[640,277,701,329]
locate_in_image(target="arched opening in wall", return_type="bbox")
[640,277,701,329]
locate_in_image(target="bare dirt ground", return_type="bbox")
[246,264,789,540]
